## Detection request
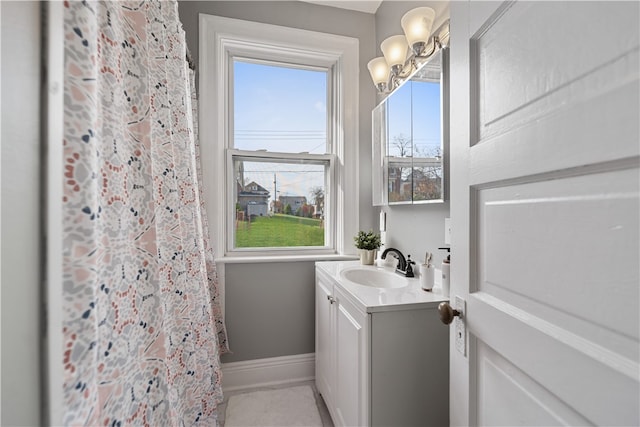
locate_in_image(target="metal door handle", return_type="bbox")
[327,295,336,304]
[438,301,461,325]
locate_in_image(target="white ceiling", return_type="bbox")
[299,0,383,14]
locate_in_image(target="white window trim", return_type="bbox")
[199,14,359,261]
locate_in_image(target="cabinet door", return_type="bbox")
[315,272,334,409]
[370,308,449,427]
[334,287,369,427]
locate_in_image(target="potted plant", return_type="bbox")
[353,230,381,265]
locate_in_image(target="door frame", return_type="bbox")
[43,1,65,425]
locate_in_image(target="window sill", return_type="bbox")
[215,254,359,264]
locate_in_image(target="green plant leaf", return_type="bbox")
[353,230,381,250]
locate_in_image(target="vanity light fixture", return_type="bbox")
[368,7,448,93]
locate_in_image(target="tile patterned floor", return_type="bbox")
[217,381,334,427]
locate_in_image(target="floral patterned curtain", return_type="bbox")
[62,1,228,424]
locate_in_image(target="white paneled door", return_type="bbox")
[449,1,639,426]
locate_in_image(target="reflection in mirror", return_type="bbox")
[372,48,447,205]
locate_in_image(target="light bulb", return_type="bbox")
[381,35,409,70]
[401,7,436,55]
[367,57,389,91]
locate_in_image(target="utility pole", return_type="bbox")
[273,173,277,213]
[236,161,245,190]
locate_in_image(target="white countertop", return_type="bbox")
[316,260,449,313]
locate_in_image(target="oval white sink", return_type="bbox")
[340,267,409,289]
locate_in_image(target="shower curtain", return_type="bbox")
[62,1,228,425]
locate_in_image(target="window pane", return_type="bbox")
[388,161,412,203]
[387,82,412,203]
[412,80,441,159]
[413,164,443,201]
[234,61,328,154]
[412,80,442,201]
[232,157,327,248]
[387,82,412,158]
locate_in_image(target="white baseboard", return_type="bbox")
[221,353,316,393]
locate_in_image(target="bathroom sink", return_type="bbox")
[340,267,409,289]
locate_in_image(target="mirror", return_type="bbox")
[372,47,448,205]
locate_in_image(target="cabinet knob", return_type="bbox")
[438,302,461,325]
[327,295,337,304]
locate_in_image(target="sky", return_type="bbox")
[233,59,442,207]
[387,79,442,158]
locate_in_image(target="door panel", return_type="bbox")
[470,293,639,426]
[476,168,640,351]
[335,303,361,427]
[470,2,639,184]
[476,341,592,426]
[450,1,640,425]
[474,2,639,146]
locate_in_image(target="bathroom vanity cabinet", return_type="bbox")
[315,262,449,427]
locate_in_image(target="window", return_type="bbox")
[199,15,359,259]
[230,60,332,250]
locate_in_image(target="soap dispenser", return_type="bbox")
[420,252,434,292]
[438,247,451,297]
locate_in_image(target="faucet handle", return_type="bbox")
[405,255,415,277]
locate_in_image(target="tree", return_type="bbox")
[414,144,442,159]
[284,203,292,215]
[391,133,412,157]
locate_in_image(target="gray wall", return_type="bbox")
[178,1,377,363]
[224,262,316,360]
[1,1,42,425]
[375,1,451,268]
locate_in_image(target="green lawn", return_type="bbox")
[235,214,324,248]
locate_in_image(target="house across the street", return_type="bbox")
[237,181,269,218]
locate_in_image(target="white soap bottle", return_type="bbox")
[439,247,451,297]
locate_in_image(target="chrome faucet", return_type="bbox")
[381,248,415,277]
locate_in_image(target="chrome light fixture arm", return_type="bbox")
[386,35,443,93]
